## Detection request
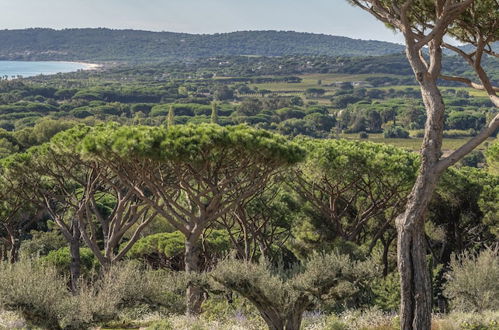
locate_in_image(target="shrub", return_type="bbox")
[210,252,375,330]
[383,126,410,138]
[443,248,499,312]
[145,319,174,330]
[0,260,82,329]
[433,311,499,330]
[42,246,98,277]
[333,308,397,330]
[359,131,369,139]
[127,230,231,269]
[371,272,400,312]
[0,260,187,329]
[95,261,186,316]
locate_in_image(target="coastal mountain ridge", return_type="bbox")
[0,28,405,61]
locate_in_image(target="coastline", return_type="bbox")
[0,60,104,79]
[69,61,103,71]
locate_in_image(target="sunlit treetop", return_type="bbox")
[81,123,305,165]
[297,137,419,182]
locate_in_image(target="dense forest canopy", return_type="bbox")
[0,28,406,61]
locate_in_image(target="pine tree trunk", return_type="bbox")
[185,235,202,315]
[9,237,19,263]
[69,237,81,293]
[69,219,82,293]
[5,227,19,264]
[0,244,7,262]
[396,57,446,328]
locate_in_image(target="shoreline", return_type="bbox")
[0,60,104,79]
[68,61,103,71]
[0,59,103,70]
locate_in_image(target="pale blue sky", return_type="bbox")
[0,0,404,43]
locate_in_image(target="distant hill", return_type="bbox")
[0,28,404,62]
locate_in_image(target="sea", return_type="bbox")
[0,61,91,79]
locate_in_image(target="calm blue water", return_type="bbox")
[0,61,89,78]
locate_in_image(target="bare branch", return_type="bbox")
[436,113,499,172]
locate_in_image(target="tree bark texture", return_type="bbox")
[69,218,81,293]
[396,41,446,330]
[185,235,202,315]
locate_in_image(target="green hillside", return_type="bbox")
[0,28,404,61]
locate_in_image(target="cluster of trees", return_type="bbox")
[1,75,495,145]
[0,122,497,329]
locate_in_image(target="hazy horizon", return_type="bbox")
[0,0,405,44]
[0,27,404,44]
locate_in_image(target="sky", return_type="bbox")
[0,0,404,44]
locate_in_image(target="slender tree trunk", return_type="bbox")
[9,236,19,263]
[397,47,446,328]
[185,234,202,315]
[69,219,81,293]
[382,235,394,277]
[0,243,7,262]
[6,227,19,263]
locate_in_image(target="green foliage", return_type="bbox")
[82,123,305,165]
[0,260,81,329]
[370,272,400,312]
[211,102,218,124]
[383,125,409,138]
[210,252,375,329]
[291,138,417,257]
[145,319,174,330]
[95,261,187,315]
[0,29,404,61]
[42,246,98,276]
[0,260,187,329]
[486,140,499,175]
[127,230,231,267]
[444,249,499,312]
[20,229,67,258]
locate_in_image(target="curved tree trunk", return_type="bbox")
[397,44,446,329]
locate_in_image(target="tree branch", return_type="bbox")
[436,113,499,172]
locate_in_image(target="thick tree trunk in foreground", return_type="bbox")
[185,235,203,315]
[346,2,498,329]
[397,43,446,329]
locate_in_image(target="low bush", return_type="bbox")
[443,248,498,312]
[383,126,409,138]
[0,260,187,329]
[0,260,84,329]
[210,252,375,330]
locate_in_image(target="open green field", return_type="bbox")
[374,85,488,97]
[249,73,405,92]
[247,73,486,98]
[338,133,494,153]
